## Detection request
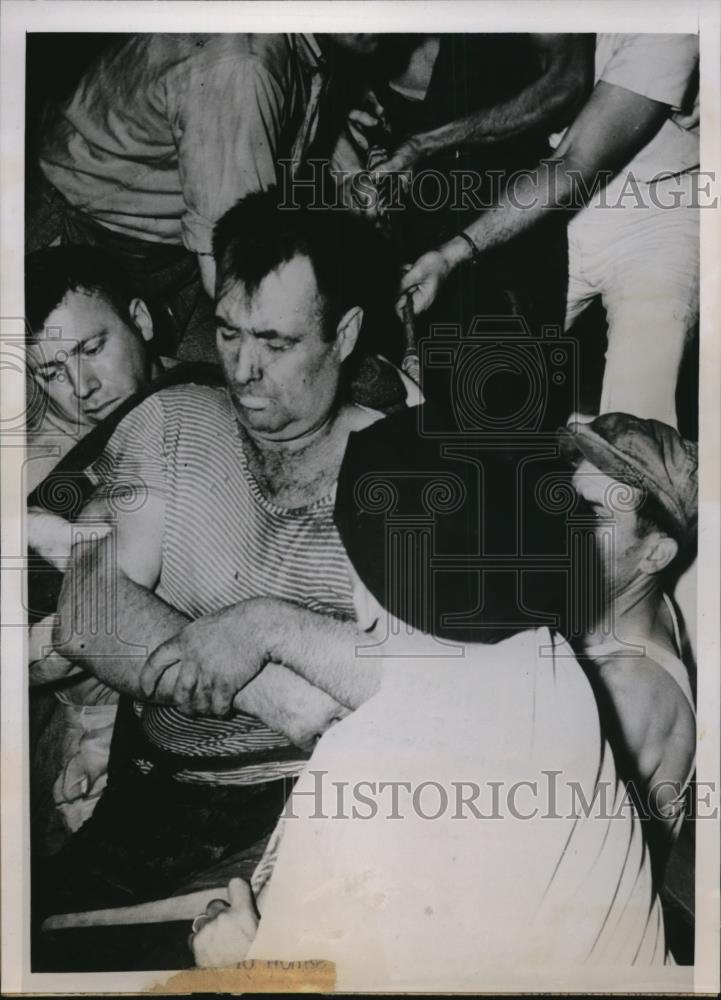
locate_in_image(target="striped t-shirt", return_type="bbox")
[89,384,358,785]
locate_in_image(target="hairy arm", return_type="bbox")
[55,509,349,743]
[422,34,590,153]
[141,596,382,717]
[457,81,669,252]
[262,598,382,709]
[376,34,592,178]
[53,495,188,698]
[399,80,672,313]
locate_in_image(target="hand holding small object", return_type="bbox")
[190,878,259,968]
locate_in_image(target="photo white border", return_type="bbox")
[1,1,718,993]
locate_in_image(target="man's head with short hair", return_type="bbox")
[214,187,391,344]
[560,413,698,593]
[26,245,141,339]
[25,246,156,429]
[213,189,397,442]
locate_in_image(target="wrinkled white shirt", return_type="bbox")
[40,34,323,254]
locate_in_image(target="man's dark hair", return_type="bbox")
[213,188,402,351]
[25,245,138,339]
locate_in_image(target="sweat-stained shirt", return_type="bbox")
[39,34,324,254]
[86,384,359,786]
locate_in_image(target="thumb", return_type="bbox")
[228,877,252,909]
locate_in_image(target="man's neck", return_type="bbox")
[240,403,352,508]
[585,575,673,652]
[244,409,336,460]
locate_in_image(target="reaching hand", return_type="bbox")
[191,878,259,968]
[139,601,267,716]
[330,92,391,220]
[371,134,421,180]
[396,249,452,318]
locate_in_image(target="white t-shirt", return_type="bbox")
[249,625,665,990]
[551,33,699,185]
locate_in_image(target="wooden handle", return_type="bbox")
[42,885,229,931]
[400,295,416,355]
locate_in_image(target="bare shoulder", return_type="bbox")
[594,652,695,776]
[595,653,685,715]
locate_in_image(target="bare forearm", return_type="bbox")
[235,663,347,749]
[411,36,591,157]
[419,84,570,154]
[438,81,671,265]
[54,538,188,698]
[438,156,572,264]
[259,599,381,709]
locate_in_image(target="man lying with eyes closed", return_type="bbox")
[25,245,227,857]
[42,190,415,941]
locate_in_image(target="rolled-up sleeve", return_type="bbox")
[598,34,698,110]
[171,55,287,255]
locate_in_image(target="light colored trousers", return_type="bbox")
[565,172,699,429]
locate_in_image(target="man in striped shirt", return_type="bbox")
[40,192,395,954]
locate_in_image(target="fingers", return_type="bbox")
[209,676,236,719]
[371,155,402,178]
[206,898,232,919]
[190,902,228,938]
[140,638,182,699]
[347,108,379,130]
[172,655,201,715]
[395,283,423,320]
[346,108,380,152]
[395,252,445,318]
[362,89,385,120]
[191,907,256,968]
[189,881,258,967]
[153,661,182,705]
[346,121,371,152]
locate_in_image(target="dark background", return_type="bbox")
[25,33,698,439]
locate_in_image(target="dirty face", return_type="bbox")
[215,256,349,443]
[571,459,648,595]
[27,289,153,428]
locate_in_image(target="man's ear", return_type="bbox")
[128,298,155,344]
[639,533,678,576]
[335,306,363,363]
